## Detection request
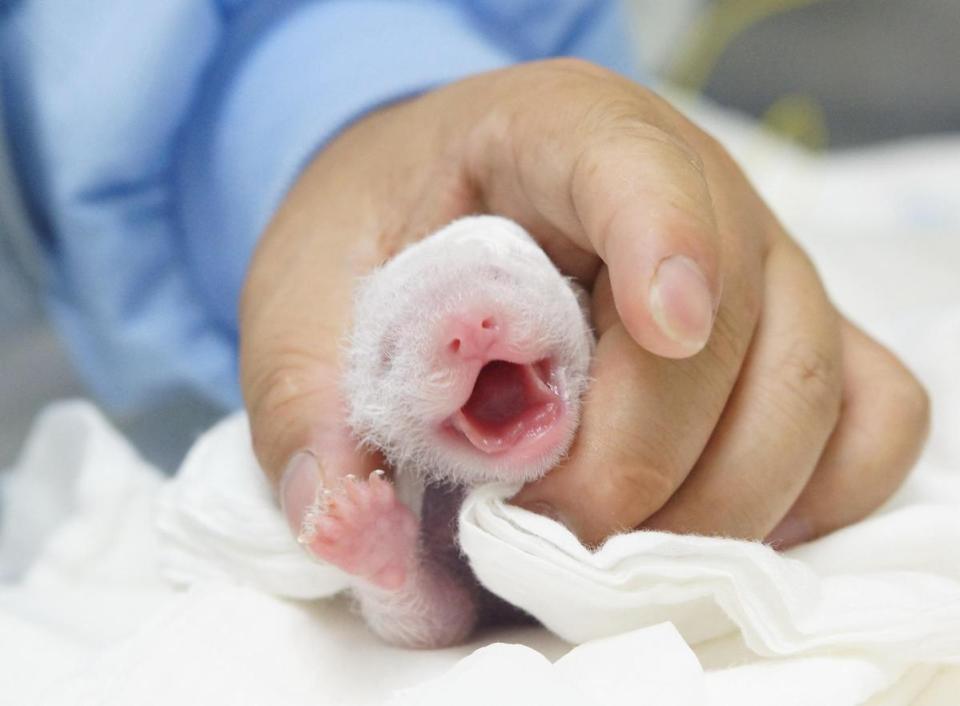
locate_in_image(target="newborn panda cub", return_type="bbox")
[305,216,593,648]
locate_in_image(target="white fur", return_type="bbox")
[343,216,594,486]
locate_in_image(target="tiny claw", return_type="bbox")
[370,469,386,480]
[344,474,358,483]
[295,470,335,545]
[368,471,395,507]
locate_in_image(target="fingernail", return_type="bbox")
[279,450,325,546]
[650,255,714,353]
[766,515,812,550]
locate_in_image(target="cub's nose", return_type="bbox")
[442,313,500,361]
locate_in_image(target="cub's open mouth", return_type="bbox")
[448,359,562,454]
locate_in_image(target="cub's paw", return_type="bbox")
[299,470,418,590]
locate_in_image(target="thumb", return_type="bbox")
[465,65,725,358]
[239,168,383,540]
[243,359,383,540]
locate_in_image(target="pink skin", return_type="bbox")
[304,472,480,648]
[311,217,592,647]
[305,471,418,591]
[305,309,569,647]
[436,309,569,466]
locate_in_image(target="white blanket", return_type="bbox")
[2,103,960,705]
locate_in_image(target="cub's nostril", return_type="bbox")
[444,315,500,359]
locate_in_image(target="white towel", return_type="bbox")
[2,101,960,705]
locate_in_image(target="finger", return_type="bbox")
[241,153,385,535]
[464,60,729,358]
[512,253,760,547]
[766,321,930,548]
[241,93,469,492]
[643,240,843,540]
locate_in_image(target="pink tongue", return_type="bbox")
[453,360,558,454]
[463,361,529,426]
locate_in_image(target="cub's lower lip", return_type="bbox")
[446,359,563,455]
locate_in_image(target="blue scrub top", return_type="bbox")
[0,0,637,412]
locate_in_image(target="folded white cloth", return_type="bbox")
[3,102,960,705]
[3,400,958,705]
[158,405,960,660]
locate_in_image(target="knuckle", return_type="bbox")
[601,424,687,520]
[569,119,712,254]
[251,369,308,421]
[777,338,843,423]
[651,129,706,178]
[247,378,308,463]
[703,305,754,376]
[243,348,336,467]
[513,60,712,189]
[603,119,706,178]
[606,464,676,526]
[246,349,321,417]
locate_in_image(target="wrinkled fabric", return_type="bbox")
[0,0,635,412]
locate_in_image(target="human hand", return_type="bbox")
[240,59,929,551]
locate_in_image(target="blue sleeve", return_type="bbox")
[0,0,636,414]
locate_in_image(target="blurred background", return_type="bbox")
[632,0,960,149]
[1,0,958,470]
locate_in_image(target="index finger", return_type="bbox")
[463,60,725,358]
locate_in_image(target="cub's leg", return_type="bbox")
[300,471,477,647]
